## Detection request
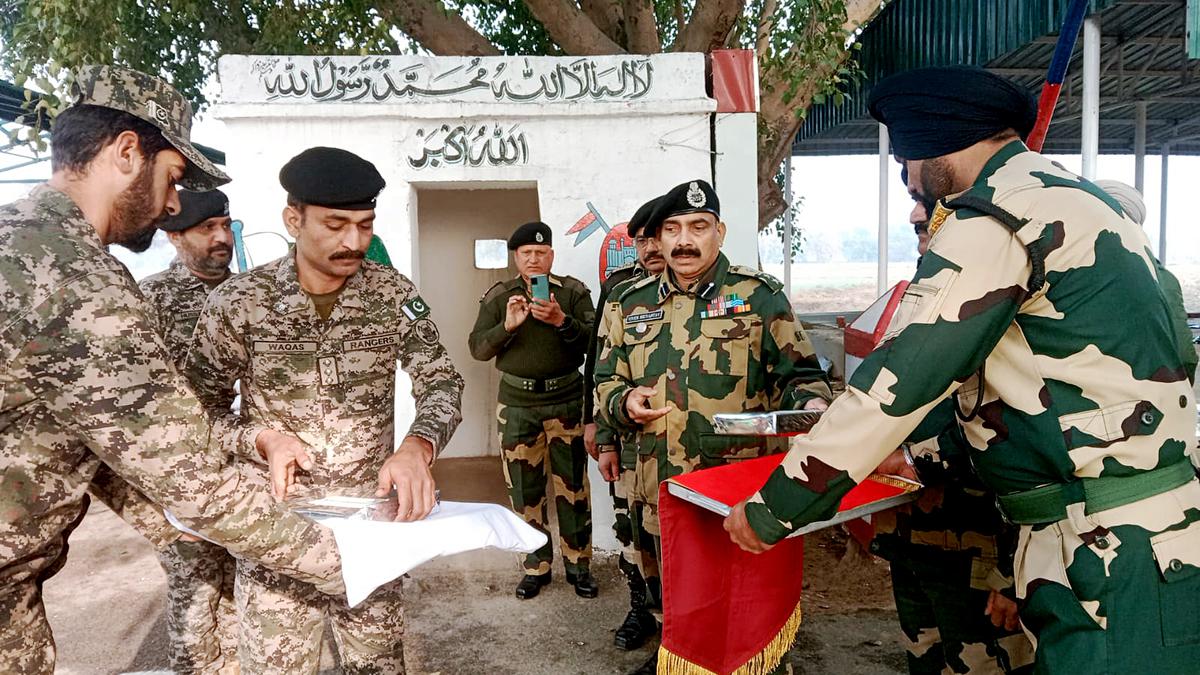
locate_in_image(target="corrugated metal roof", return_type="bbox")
[793,0,1200,156]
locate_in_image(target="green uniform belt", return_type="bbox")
[996,461,1197,525]
[501,371,580,394]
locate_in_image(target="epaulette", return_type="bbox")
[603,264,640,292]
[728,265,784,293]
[616,273,658,302]
[942,192,1045,294]
[556,274,591,295]
[479,280,510,303]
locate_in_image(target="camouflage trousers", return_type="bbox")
[0,580,54,675]
[889,546,1033,674]
[235,559,404,674]
[497,400,593,575]
[158,538,240,674]
[612,463,661,599]
[1015,483,1200,673]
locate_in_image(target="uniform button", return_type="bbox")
[667,371,676,380]
[1170,559,1184,573]
[1181,396,1188,408]
[674,302,682,309]
[1094,536,1109,550]
[1141,411,1155,425]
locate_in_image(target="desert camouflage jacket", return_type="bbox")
[0,185,342,594]
[595,252,832,481]
[140,259,226,368]
[184,253,464,489]
[746,142,1198,548]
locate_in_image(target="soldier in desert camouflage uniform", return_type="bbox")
[185,146,464,674]
[585,196,666,650]
[137,188,241,675]
[469,221,598,600]
[726,66,1200,674]
[595,179,832,674]
[0,66,343,675]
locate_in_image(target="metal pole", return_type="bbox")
[1160,144,1170,263]
[1081,14,1101,179]
[783,153,793,299]
[878,123,889,296]
[1134,101,1147,193]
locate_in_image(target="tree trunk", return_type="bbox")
[373,0,501,55]
[522,0,627,55]
[623,0,662,53]
[755,0,883,228]
[581,0,626,46]
[674,0,747,53]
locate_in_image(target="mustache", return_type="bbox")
[670,246,701,258]
[208,244,232,256]
[329,249,365,261]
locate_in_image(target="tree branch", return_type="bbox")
[581,0,626,45]
[622,0,661,53]
[373,0,501,55]
[755,0,777,58]
[522,0,627,54]
[674,0,746,53]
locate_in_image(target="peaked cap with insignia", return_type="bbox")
[507,221,553,250]
[159,189,230,232]
[643,179,720,237]
[70,65,230,191]
[280,147,386,210]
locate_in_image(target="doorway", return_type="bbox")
[415,186,540,459]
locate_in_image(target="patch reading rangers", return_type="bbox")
[401,296,431,321]
[414,319,440,345]
[625,309,665,325]
[253,340,318,354]
[344,333,400,352]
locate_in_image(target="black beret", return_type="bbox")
[159,189,229,232]
[280,147,385,210]
[626,196,661,239]
[867,66,1037,160]
[508,221,553,250]
[643,180,720,237]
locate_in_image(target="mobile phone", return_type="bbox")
[530,274,550,302]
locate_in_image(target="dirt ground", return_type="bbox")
[44,466,906,675]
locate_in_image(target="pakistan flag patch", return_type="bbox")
[401,296,431,321]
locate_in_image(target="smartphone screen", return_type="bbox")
[530,274,550,302]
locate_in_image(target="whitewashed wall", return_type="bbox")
[214,53,759,550]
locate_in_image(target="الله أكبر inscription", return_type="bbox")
[253,56,654,103]
[408,123,529,169]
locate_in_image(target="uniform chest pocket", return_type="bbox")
[341,335,400,384]
[250,350,319,399]
[623,321,665,382]
[699,318,760,377]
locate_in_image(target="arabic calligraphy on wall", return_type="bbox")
[408,124,529,169]
[246,55,654,104]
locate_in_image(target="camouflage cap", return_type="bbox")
[70,65,230,191]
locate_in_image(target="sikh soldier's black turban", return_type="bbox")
[280,147,386,210]
[158,189,229,232]
[867,66,1038,160]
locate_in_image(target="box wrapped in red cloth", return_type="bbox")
[658,454,919,674]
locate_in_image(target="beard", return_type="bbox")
[183,243,232,277]
[109,160,161,253]
[919,156,958,203]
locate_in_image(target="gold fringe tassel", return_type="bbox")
[656,602,803,675]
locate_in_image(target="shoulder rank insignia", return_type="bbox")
[927,202,953,238]
[701,293,750,318]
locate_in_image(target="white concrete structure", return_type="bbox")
[214,53,760,549]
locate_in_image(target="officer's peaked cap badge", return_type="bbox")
[686,181,706,208]
[535,232,544,243]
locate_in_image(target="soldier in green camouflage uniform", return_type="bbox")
[595,180,832,674]
[865,175,1033,674]
[185,147,464,674]
[585,197,667,650]
[0,66,343,674]
[726,66,1200,674]
[138,188,240,675]
[469,221,597,599]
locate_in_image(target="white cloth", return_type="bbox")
[319,501,548,607]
